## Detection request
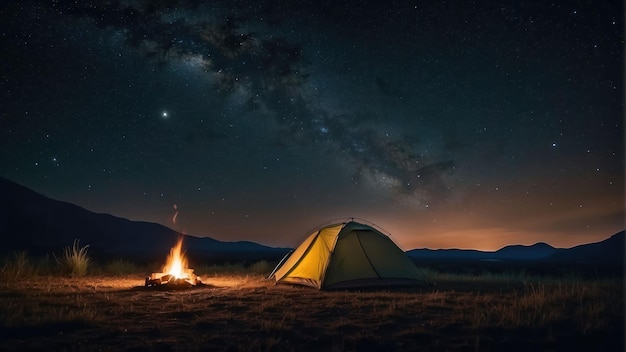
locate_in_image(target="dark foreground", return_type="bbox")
[0,275,623,351]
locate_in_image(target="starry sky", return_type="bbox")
[1,0,623,251]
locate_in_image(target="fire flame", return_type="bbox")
[145,236,200,287]
[163,237,189,279]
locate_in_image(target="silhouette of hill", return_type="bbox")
[1,176,622,267]
[546,231,624,264]
[407,242,563,260]
[406,248,491,260]
[407,234,623,265]
[0,177,289,262]
[495,242,563,260]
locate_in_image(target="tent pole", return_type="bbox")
[266,249,293,279]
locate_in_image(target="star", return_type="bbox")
[0,0,621,252]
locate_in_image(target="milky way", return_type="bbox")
[0,0,623,249]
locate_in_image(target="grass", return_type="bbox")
[194,260,274,276]
[54,240,91,277]
[1,247,276,279]
[0,253,622,351]
[418,266,548,284]
[100,259,140,276]
[1,251,34,280]
[1,252,59,281]
[462,281,622,331]
[1,293,100,328]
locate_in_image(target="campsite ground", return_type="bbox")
[0,272,623,351]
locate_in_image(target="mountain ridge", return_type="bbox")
[407,232,624,263]
[1,176,622,264]
[0,177,289,261]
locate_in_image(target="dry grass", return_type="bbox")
[0,273,622,351]
[54,240,91,277]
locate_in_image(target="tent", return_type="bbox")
[268,221,423,289]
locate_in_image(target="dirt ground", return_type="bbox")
[0,275,623,351]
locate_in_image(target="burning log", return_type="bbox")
[145,237,202,288]
[145,272,201,288]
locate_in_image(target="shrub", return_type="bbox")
[55,240,91,277]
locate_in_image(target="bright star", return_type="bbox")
[162,111,168,118]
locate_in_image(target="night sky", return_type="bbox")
[1,0,623,251]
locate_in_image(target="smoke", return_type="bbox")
[172,204,178,224]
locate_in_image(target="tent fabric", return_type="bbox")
[269,221,423,289]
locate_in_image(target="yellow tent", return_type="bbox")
[269,221,423,289]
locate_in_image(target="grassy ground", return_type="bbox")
[0,268,623,351]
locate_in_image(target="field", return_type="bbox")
[0,259,623,352]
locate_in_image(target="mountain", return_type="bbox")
[1,176,622,266]
[546,231,624,264]
[407,235,623,264]
[494,242,563,260]
[406,248,492,260]
[407,242,563,261]
[0,177,289,261]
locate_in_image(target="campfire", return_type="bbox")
[145,237,202,288]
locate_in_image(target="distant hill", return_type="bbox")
[495,242,563,260]
[0,177,289,262]
[546,231,624,264]
[407,248,494,260]
[407,242,563,261]
[1,176,622,266]
[407,233,624,265]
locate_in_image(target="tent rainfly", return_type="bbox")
[268,221,424,289]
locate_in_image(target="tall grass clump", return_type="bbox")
[55,239,91,277]
[1,251,35,280]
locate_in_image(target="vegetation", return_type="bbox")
[54,239,91,277]
[1,252,60,281]
[101,259,140,276]
[1,249,276,278]
[0,252,622,351]
[1,251,34,280]
[195,260,274,276]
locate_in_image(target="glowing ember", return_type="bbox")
[145,237,201,287]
